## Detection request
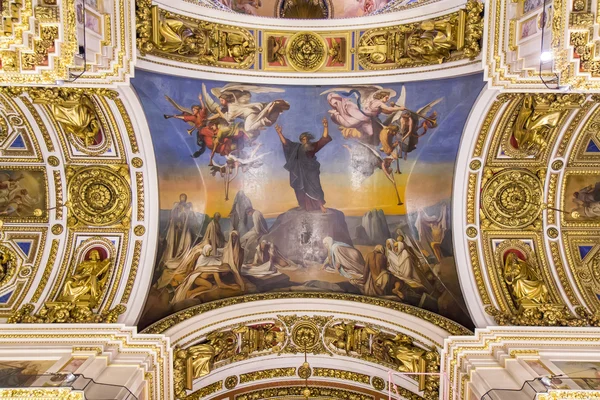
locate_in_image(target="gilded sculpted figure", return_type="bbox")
[512,95,562,155]
[325,322,378,355]
[51,96,101,147]
[157,18,216,61]
[224,32,254,64]
[406,20,456,64]
[504,252,549,306]
[58,250,110,306]
[382,334,425,373]
[186,331,235,389]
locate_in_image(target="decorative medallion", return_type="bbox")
[466,226,478,238]
[291,321,320,350]
[470,160,482,171]
[551,160,564,171]
[47,156,60,167]
[67,166,131,227]
[286,32,328,72]
[51,224,63,235]
[481,169,544,229]
[0,245,17,288]
[131,157,143,168]
[224,375,238,390]
[547,227,559,238]
[372,376,385,391]
[134,225,146,236]
[297,362,312,379]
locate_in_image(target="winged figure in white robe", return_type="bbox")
[321,85,406,142]
[202,83,290,140]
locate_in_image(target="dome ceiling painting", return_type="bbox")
[131,69,484,330]
[190,0,428,19]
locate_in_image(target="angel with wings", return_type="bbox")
[321,85,406,142]
[210,144,270,201]
[343,142,403,205]
[164,94,246,163]
[202,83,290,141]
[378,86,442,173]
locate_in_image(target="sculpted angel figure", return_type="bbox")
[202,83,290,140]
[321,85,406,142]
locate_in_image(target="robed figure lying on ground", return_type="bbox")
[275,118,332,213]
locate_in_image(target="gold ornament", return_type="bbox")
[298,361,312,379]
[466,226,478,238]
[291,320,321,350]
[137,4,256,69]
[0,245,17,288]
[481,168,544,229]
[551,159,564,170]
[8,303,125,324]
[286,32,328,72]
[49,96,103,149]
[51,224,63,235]
[177,322,286,395]
[224,375,238,390]
[57,249,111,307]
[131,157,144,168]
[47,156,60,166]
[469,159,482,170]
[67,166,131,227]
[372,376,386,391]
[235,386,371,400]
[134,225,146,236]
[503,249,549,307]
[547,227,559,238]
[239,368,296,384]
[142,292,471,336]
[357,1,482,70]
[0,388,83,400]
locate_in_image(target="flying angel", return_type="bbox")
[321,85,406,142]
[202,83,290,140]
[343,142,403,206]
[379,87,442,172]
[210,144,270,201]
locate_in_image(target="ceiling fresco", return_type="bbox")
[188,0,429,18]
[131,69,484,329]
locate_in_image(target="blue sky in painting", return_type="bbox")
[132,69,484,177]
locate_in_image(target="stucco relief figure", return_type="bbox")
[512,95,562,155]
[325,322,379,355]
[382,334,425,373]
[406,20,456,64]
[276,118,332,213]
[157,18,215,60]
[58,250,110,306]
[572,181,600,218]
[186,331,235,388]
[51,96,102,147]
[503,252,549,306]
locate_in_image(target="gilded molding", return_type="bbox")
[142,292,471,336]
[0,388,83,399]
[136,1,483,73]
[239,367,296,383]
[234,386,374,400]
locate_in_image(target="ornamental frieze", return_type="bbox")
[136,0,483,73]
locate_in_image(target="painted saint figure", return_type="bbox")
[275,118,332,213]
[159,193,196,268]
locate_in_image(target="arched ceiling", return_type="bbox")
[0,0,600,399]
